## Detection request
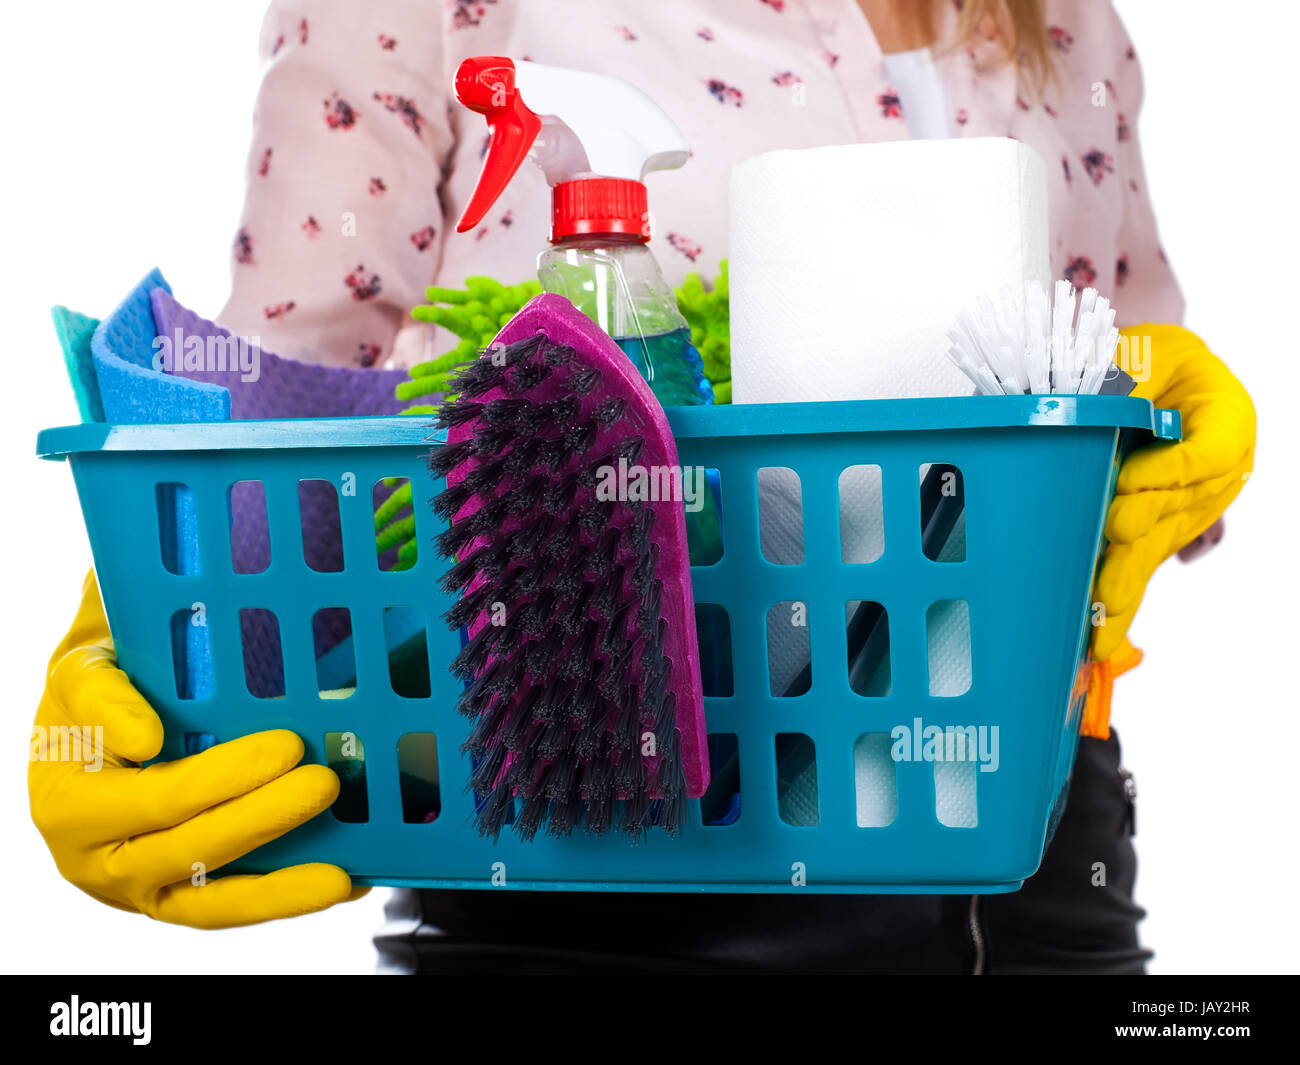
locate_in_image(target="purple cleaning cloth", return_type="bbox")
[151,289,409,418]
[149,289,416,695]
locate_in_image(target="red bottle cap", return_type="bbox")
[550,178,650,243]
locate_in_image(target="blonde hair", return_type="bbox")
[918,0,1055,94]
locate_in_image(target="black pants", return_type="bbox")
[375,731,1150,974]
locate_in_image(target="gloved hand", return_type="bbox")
[29,572,364,928]
[1091,324,1255,660]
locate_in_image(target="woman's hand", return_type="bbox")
[1091,324,1255,660]
[29,573,364,928]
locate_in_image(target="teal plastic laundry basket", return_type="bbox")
[36,394,1179,894]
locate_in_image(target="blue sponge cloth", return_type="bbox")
[90,269,222,702]
[91,268,230,425]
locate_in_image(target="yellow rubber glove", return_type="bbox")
[1091,324,1255,660]
[29,572,365,928]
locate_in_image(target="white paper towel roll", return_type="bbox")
[730,137,1049,403]
[737,141,1030,828]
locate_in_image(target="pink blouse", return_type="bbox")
[218,0,1184,370]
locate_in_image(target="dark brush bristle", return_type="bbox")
[574,723,601,762]
[481,397,531,426]
[601,602,632,656]
[542,472,581,515]
[514,566,545,597]
[434,399,483,429]
[582,762,614,834]
[535,719,572,761]
[504,436,543,474]
[578,453,612,487]
[510,361,552,393]
[430,479,472,519]
[435,517,479,560]
[525,630,563,676]
[505,479,543,515]
[626,505,654,555]
[438,540,507,594]
[456,664,501,721]
[430,334,685,842]
[542,751,579,804]
[545,395,580,426]
[616,436,645,464]
[590,528,622,574]
[520,589,558,635]
[577,501,612,533]
[563,623,600,682]
[594,397,627,425]
[600,645,633,700]
[632,541,660,592]
[534,677,571,724]
[502,334,547,366]
[442,580,495,630]
[470,424,514,456]
[515,794,549,842]
[546,798,580,838]
[638,579,664,632]
[557,582,593,634]
[466,740,508,795]
[566,420,598,454]
[622,789,650,839]
[459,456,507,497]
[567,366,601,395]
[448,354,508,399]
[542,521,575,562]
[593,564,626,615]
[653,690,677,739]
[461,693,508,755]
[510,511,553,555]
[450,623,502,680]
[476,782,515,839]
[500,685,542,752]
[540,435,575,473]
[468,495,510,537]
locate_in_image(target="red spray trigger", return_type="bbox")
[455,56,542,233]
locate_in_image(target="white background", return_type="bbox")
[0,0,1295,975]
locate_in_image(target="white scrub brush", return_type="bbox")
[946,280,1121,396]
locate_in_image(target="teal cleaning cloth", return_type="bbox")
[51,306,104,423]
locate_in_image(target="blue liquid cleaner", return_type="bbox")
[615,327,714,408]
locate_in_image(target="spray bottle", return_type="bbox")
[453,55,714,407]
[454,55,725,663]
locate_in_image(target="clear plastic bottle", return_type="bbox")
[537,235,714,407]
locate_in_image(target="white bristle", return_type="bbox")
[943,280,1122,397]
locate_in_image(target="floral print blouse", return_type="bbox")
[219,0,1184,369]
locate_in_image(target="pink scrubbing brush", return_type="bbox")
[430,293,708,840]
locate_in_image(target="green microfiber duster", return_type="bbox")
[400,276,543,411]
[675,259,731,404]
[377,265,732,560]
[399,264,730,411]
